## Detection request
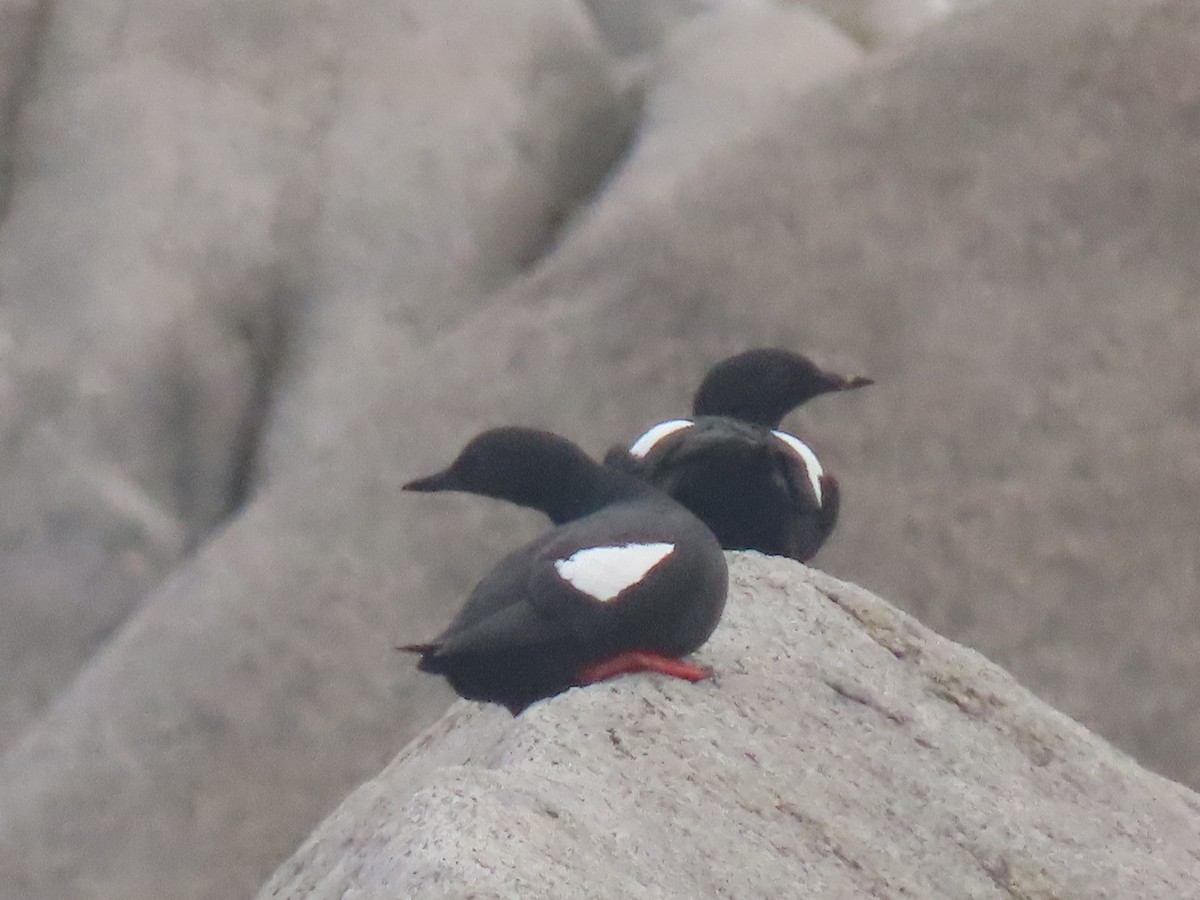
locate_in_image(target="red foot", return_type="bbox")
[576,651,712,686]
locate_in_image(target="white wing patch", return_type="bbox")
[628,419,694,459]
[771,430,825,505]
[553,543,676,603]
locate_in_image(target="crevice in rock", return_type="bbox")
[812,581,923,662]
[216,295,293,523]
[205,275,300,532]
[158,264,303,555]
[824,676,910,726]
[177,30,339,541]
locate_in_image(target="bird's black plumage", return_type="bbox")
[606,349,870,562]
[400,428,728,714]
[692,348,872,428]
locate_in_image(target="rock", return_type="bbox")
[620,4,864,187]
[580,0,770,58]
[0,0,632,897]
[0,0,40,205]
[0,7,860,898]
[258,554,1200,899]
[0,0,324,744]
[0,0,629,748]
[6,0,1200,898]
[802,0,993,46]
[260,1,633,472]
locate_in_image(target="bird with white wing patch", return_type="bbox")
[553,543,675,603]
[606,348,871,562]
[628,420,693,459]
[399,428,728,714]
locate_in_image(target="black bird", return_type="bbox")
[606,349,871,562]
[399,427,729,715]
[691,348,873,428]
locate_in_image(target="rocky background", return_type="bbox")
[0,0,1198,897]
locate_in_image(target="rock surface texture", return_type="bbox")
[260,554,1200,900]
[4,0,1200,898]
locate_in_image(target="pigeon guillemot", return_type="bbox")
[605,349,871,562]
[398,427,729,715]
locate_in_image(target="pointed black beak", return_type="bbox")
[402,469,458,493]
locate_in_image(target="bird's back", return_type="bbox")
[609,418,837,561]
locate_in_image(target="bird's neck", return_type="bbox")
[693,399,793,429]
[542,465,647,525]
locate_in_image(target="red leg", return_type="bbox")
[577,651,712,686]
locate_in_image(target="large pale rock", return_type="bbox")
[0,0,325,744]
[259,554,1200,899]
[0,7,856,899]
[0,0,628,748]
[6,0,1200,897]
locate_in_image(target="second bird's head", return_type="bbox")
[693,348,872,428]
[403,426,600,517]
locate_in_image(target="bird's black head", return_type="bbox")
[404,426,636,523]
[692,348,872,428]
